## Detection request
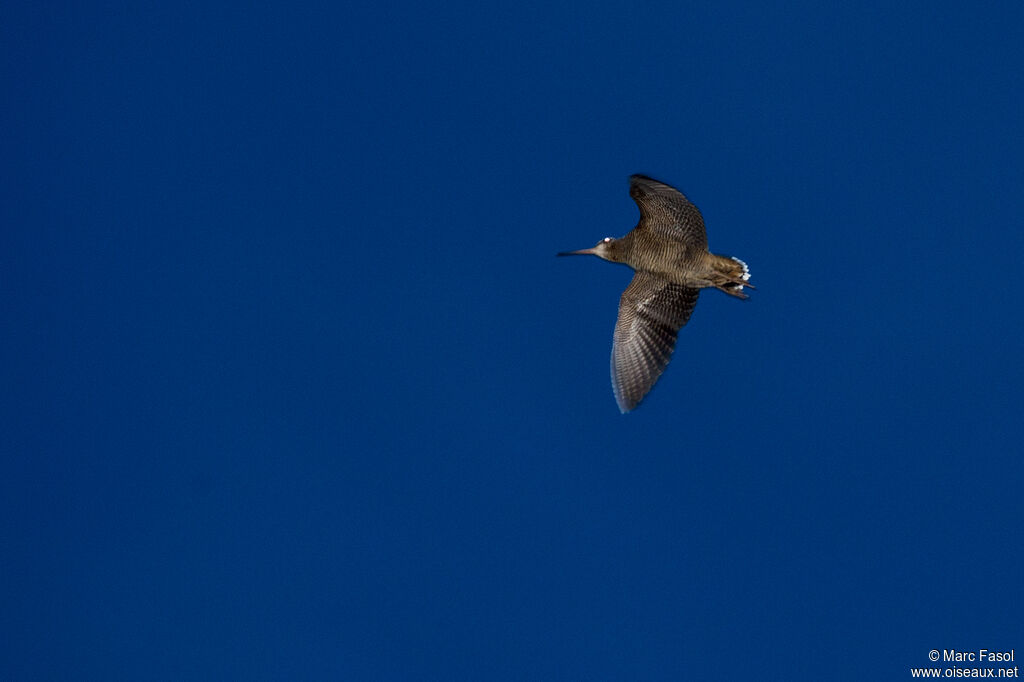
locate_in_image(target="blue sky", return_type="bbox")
[4,1,1023,679]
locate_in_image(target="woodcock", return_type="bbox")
[558,175,752,413]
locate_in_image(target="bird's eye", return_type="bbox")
[603,237,612,243]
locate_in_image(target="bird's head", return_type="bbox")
[557,237,622,262]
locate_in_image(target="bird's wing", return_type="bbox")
[611,271,700,412]
[629,174,708,250]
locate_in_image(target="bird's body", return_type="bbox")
[558,175,751,413]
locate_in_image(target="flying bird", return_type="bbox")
[558,174,752,413]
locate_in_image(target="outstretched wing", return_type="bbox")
[629,174,708,251]
[611,271,700,412]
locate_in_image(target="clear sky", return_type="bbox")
[4,1,1023,679]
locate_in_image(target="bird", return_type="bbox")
[558,174,752,413]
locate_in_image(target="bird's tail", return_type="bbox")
[710,254,752,298]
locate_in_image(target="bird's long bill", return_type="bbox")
[556,247,598,257]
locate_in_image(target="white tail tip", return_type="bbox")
[731,257,750,281]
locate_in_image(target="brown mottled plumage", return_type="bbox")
[558,175,752,412]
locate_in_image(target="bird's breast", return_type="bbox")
[625,238,703,284]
